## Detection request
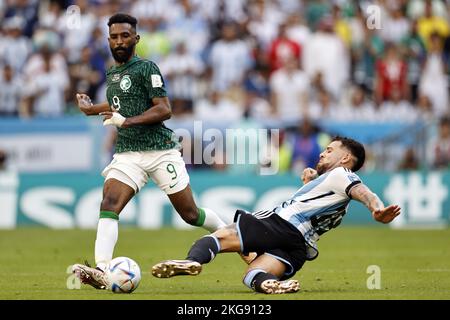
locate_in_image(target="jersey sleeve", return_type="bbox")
[142,61,167,99]
[328,167,362,199]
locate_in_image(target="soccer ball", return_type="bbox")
[105,257,141,293]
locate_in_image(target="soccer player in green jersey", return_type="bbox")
[72,13,226,290]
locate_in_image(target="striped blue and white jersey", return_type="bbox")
[272,167,361,260]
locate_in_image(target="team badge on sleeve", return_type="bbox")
[112,74,120,82]
[347,173,360,183]
[151,74,163,88]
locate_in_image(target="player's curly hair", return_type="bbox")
[332,136,366,172]
[108,13,138,30]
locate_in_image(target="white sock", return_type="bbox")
[201,208,227,232]
[95,218,118,271]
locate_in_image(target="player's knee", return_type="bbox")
[100,195,122,213]
[211,226,239,251]
[213,227,235,240]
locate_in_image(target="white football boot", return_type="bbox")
[72,262,109,290]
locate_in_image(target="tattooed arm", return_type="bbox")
[349,183,401,224]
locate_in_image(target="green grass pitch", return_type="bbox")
[1,226,449,300]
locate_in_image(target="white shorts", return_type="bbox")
[102,149,190,195]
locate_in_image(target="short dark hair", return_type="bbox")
[332,136,366,172]
[108,13,138,30]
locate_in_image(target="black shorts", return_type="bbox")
[234,210,307,279]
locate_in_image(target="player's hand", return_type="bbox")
[100,106,127,128]
[301,168,318,184]
[76,93,93,115]
[372,205,401,224]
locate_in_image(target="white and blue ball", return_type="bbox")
[105,257,141,293]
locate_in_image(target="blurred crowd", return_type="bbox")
[0,0,450,172]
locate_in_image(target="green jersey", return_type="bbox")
[105,56,179,153]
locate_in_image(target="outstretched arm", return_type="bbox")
[349,183,401,224]
[101,96,172,128]
[76,94,111,116]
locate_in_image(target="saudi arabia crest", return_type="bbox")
[120,75,132,91]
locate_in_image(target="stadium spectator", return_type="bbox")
[134,18,171,63]
[352,20,385,93]
[258,129,292,174]
[336,85,377,122]
[21,29,69,117]
[159,41,205,116]
[246,0,284,50]
[201,0,246,44]
[130,0,176,26]
[417,0,450,50]
[308,87,336,121]
[88,23,111,58]
[2,0,38,37]
[398,147,420,170]
[164,0,210,58]
[419,32,449,117]
[243,66,270,100]
[85,25,111,102]
[303,15,350,101]
[242,89,272,120]
[192,0,247,26]
[378,96,418,123]
[427,116,450,169]
[225,116,267,175]
[416,94,435,121]
[285,13,311,51]
[380,5,411,44]
[0,16,32,72]
[331,3,351,47]
[289,118,322,172]
[0,64,22,117]
[348,4,366,49]
[208,22,253,92]
[269,56,309,122]
[95,0,124,40]
[407,0,448,21]
[38,0,64,29]
[374,44,409,104]
[401,19,427,103]
[67,46,105,111]
[267,23,301,73]
[243,38,270,97]
[58,0,96,63]
[194,90,243,122]
[304,0,331,31]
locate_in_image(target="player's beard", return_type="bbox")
[111,44,135,63]
[316,161,326,175]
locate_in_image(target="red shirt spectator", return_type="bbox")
[268,23,301,73]
[375,44,408,103]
